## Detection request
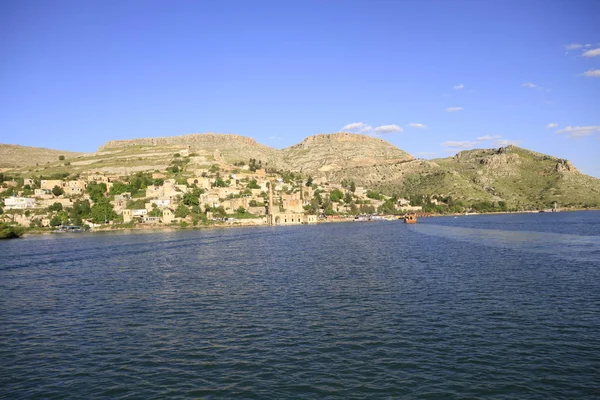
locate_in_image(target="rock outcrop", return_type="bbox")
[282,132,414,173]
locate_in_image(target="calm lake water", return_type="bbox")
[1,211,599,399]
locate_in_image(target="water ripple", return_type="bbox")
[1,213,599,398]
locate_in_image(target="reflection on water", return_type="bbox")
[412,223,600,262]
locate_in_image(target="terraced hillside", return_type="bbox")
[100,133,284,168]
[7,133,285,176]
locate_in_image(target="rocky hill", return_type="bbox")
[325,145,600,209]
[281,132,413,173]
[99,133,283,167]
[0,144,83,170]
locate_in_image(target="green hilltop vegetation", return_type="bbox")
[2,132,600,212]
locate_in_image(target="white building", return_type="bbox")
[4,197,37,210]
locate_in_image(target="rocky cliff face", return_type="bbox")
[282,132,414,173]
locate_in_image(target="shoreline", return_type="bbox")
[20,208,600,238]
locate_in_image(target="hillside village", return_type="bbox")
[2,132,599,233]
[0,152,424,231]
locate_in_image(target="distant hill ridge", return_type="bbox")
[0,144,83,169]
[99,133,261,151]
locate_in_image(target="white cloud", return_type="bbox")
[546,123,558,129]
[581,69,600,77]
[522,82,550,91]
[494,139,522,146]
[445,107,463,112]
[556,126,600,138]
[564,43,583,50]
[407,123,427,129]
[373,124,403,134]
[453,84,464,90]
[476,135,501,141]
[341,122,373,133]
[583,48,600,57]
[442,140,477,148]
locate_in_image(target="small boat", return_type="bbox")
[52,225,83,233]
[404,214,417,224]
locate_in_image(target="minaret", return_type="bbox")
[268,180,274,225]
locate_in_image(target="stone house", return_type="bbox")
[64,180,87,196]
[40,180,63,191]
[39,198,73,208]
[162,208,175,224]
[199,193,221,209]
[187,177,212,190]
[217,187,238,198]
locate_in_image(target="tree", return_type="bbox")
[90,199,117,223]
[212,206,227,219]
[344,191,353,204]
[175,204,190,218]
[148,204,162,217]
[330,189,344,203]
[350,181,356,193]
[209,164,220,173]
[212,173,227,187]
[378,198,398,215]
[182,191,200,207]
[126,199,146,209]
[247,179,260,189]
[236,206,246,214]
[48,202,63,212]
[52,185,64,197]
[366,190,382,200]
[87,182,107,203]
[0,222,24,239]
[109,182,131,195]
[22,185,33,196]
[58,155,65,160]
[50,215,62,227]
[69,199,91,225]
[248,158,257,172]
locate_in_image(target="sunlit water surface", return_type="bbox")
[1,211,599,399]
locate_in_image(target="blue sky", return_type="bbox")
[1,0,599,176]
